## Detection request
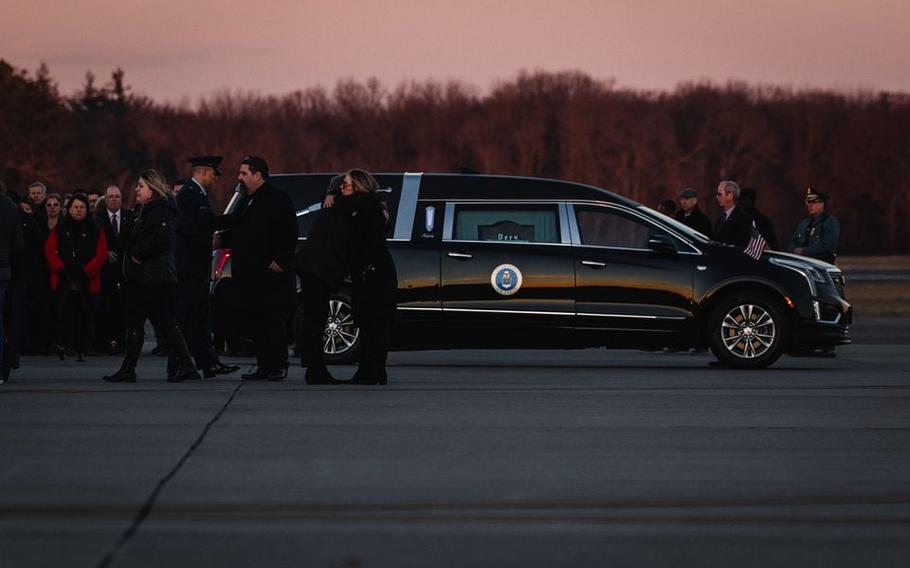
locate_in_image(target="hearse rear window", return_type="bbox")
[452,204,559,243]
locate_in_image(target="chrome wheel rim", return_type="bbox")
[720,304,776,359]
[323,300,359,355]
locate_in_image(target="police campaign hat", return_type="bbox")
[188,155,223,175]
[805,187,828,203]
[678,188,698,199]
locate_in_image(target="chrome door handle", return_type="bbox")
[581,260,606,268]
[447,252,473,259]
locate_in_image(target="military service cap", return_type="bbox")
[188,155,223,175]
[805,187,828,203]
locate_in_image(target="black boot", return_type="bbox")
[103,330,143,383]
[166,326,201,382]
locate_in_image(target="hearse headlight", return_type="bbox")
[769,257,827,296]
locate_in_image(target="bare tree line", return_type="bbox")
[2,60,908,253]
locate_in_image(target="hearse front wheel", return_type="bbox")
[708,293,788,369]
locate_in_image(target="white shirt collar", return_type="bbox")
[108,209,119,220]
[190,177,207,196]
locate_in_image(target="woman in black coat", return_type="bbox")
[340,169,397,385]
[103,170,199,383]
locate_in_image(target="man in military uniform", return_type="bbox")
[222,156,298,381]
[171,156,239,379]
[787,188,840,264]
[674,187,713,237]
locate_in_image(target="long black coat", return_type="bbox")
[175,178,219,280]
[714,206,754,247]
[674,207,713,238]
[294,205,352,291]
[224,182,298,308]
[97,207,134,284]
[124,197,178,287]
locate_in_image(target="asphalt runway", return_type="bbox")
[1,333,909,567]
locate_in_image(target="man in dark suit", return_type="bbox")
[713,180,753,247]
[740,187,778,250]
[171,156,239,379]
[95,185,133,353]
[674,187,713,238]
[225,156,299,381]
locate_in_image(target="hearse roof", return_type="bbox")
[270,172,636,207]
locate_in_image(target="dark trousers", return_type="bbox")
[56,290,98,354]
[299,273,330,375]
[0,279,7,371]
[248,306,289,372]
[171,279,218,372]
[126,284,177,334]
[351,262,397,379]
[96,276,126,352]
[2,276,27,368]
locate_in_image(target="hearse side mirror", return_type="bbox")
[647,234,677,255]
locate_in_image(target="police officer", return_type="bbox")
[787,188,840,264]
[224,156,298,381]
[172,156,239,379]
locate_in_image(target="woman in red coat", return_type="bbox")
[45,193,107,361]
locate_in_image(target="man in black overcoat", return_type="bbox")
[674,187,713,238]
[95,185,133,353]
[713,180,754,247]
[171,156,239,379]
[227,156,299,381]
[740,187,778,250]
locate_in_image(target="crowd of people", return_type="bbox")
[1,166,841,384]
[660,180,840,264]
[0,156,396,385]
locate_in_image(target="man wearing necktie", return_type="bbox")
[96,185,133,354]
[713,180,754,247]
[171,155,239,379]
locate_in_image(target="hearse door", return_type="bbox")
[390,199,445,348]
[570,204,697,342]
[439,202,575,348]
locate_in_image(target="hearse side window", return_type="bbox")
[452,204,560,243]
[575,206,683,249]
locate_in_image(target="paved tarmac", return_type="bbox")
[2,336,909,567]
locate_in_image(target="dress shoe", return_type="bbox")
[167,367,202,382]
[241,368,268,381]
[54,344,66,361]
[76,352,86,363]
[203,363,241,378]
[266,368,288,382]
[103,368,137,383]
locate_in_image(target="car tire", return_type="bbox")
[708,292,788,369]
[293,292,361,364]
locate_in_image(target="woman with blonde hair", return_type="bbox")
[338,168,397,385]
[103,169,199,382]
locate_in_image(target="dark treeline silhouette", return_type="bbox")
[2,60,909,253]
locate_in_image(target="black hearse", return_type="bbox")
[211,173,851,369]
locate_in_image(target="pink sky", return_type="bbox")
[3,0,909,103]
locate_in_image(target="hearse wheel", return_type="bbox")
[708,293,788,369]
[294,293,361,364]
